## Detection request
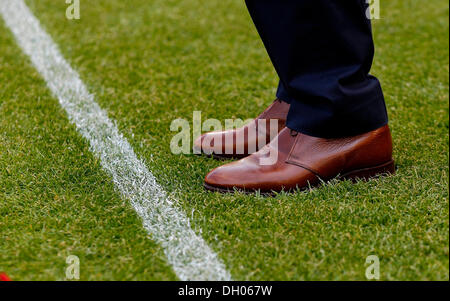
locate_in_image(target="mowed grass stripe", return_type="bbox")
[0,28,176,280]
[0,0,231,281]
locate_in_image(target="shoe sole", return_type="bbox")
[203,160,396,195]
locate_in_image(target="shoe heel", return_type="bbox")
[341,160,395,182]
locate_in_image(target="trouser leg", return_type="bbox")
[245,0,388,138]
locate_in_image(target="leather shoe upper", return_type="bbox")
[204,125,393,193]
[194,99,290,159]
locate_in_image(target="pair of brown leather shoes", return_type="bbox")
[194,99,395,194]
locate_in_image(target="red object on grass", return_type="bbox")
[0,272,11,281]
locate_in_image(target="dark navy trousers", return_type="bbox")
[245,0,388,138]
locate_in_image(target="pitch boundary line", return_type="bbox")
[0,0,232,281]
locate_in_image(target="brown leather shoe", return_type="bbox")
[204,125,395,194]
[194,99,290,159]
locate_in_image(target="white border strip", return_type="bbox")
[0,0,231,281]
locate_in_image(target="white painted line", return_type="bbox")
[0,0,232,281]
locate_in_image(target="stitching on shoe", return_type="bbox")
[285,134,324,178]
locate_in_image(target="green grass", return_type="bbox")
[0,0,448,280]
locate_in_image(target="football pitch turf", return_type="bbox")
[0,0,448,281]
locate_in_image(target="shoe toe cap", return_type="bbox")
[204,164,237,188]
[193,135,204,153]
